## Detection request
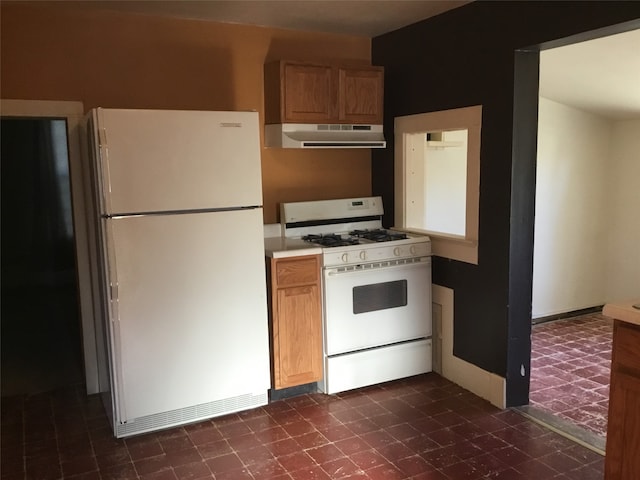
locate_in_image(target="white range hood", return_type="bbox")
[265,123,386,149]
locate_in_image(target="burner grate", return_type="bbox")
[349,229,408,242]
[302,234,361,247]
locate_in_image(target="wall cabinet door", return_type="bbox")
[281,63,334,123]
[605,321,640,479]
[268,255,323,390]
[265,61,383,125]
[338,67,384,124]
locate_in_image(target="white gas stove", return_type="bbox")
[280,196,433,394]
[281,196,431,267]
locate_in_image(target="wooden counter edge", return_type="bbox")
[603,300,640,327]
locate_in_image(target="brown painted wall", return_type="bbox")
[1,2,373,223]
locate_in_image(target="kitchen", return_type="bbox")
[2,1,640,478]
[1,3,380,406]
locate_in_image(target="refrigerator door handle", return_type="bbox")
[89,110,110,215]
[110,283,118,317]
[100,129,113,212]
[98,124,107,147]
[94,110,113,215]
[104,220,120,324]
[103,219,127,423]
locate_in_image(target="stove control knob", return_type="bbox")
[393,247,401,257]
[410,245,417,255]
[341,253,349,263]
[359,250,367,260]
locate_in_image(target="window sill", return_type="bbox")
[398,228,478,265]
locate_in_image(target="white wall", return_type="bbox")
[424,130,467,235]
[605,119,640,302]
[533,98,640,318]
[533,97,610,318]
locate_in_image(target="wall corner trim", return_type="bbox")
[433,284,506,409]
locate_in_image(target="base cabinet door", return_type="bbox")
[605,321,640,479]
[268,255,323,390]
[274,284,322,388]
[605,373,640,479]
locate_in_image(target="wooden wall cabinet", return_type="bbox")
[267,255,323,390]
[264,60,384,125]
[605,320,640,479]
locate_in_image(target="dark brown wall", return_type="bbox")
[0,2,374,224]
[372,1,640,405]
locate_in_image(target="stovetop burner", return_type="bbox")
[349,229,408,242]
[302,229,410,248]
[302,234,361,247]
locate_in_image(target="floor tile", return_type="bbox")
[530,312,612,439]
[320,456,361,478]
[1,373,607,480]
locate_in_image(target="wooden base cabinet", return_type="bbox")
[267,255,323,390]
[605,320,640,479]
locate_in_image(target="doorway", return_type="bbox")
[1,117,83,395]
[0,99,100,396]
[512,23,640,451]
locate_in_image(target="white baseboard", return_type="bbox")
[433,284,506,409]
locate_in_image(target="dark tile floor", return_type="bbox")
[1,374,604,480]
[530,312,613,439]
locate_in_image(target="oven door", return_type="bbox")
[323,257,431,356]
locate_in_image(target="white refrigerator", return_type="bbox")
[87,108,270,438]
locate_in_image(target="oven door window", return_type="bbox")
[353,280,407,314]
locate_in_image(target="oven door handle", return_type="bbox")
[325,257,431,276]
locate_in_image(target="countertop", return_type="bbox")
[264,236,322,259]
[603,300,640,326]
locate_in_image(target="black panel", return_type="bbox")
[507,50,540,406]
[372,1,640,406]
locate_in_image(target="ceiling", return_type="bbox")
[78,0,471,37]
[72,1,639,121]
[540,28,640,121]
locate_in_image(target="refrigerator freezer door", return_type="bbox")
[94,109,263,215]
[105,209,269,422]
